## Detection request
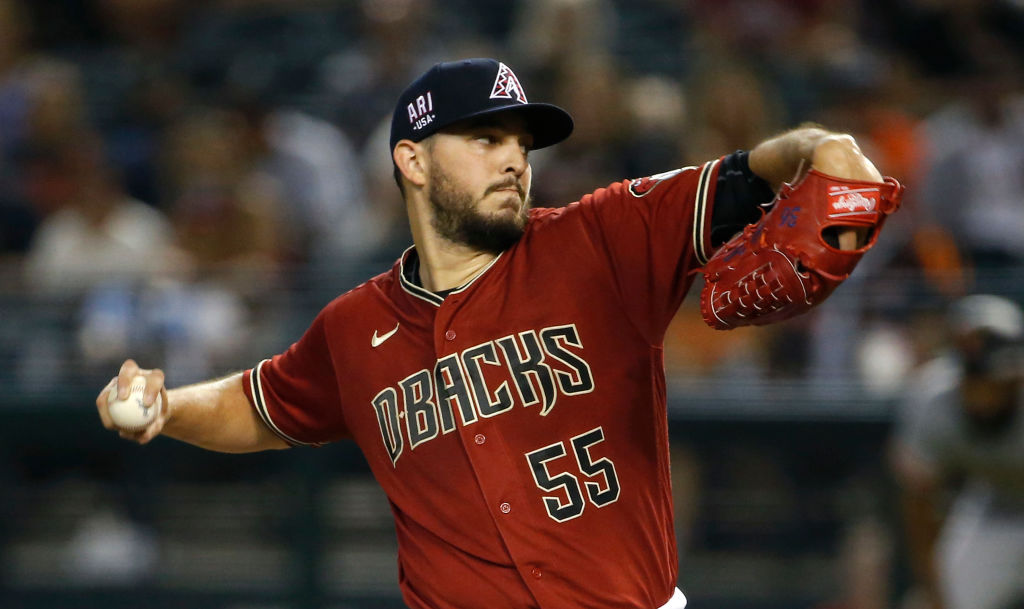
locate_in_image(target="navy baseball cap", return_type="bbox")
[389,58,574,152]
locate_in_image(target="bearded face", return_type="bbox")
[427,159,529,255]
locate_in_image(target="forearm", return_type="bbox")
[163,372,289,453]
[748,126,882,189]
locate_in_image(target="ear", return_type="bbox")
[393,140,428,189]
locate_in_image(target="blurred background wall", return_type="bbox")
[1,0,1024,608]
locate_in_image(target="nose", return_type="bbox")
[500,138,528,176]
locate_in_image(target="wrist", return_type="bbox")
[748,126,833,188]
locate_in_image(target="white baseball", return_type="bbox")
[107,376,160,431]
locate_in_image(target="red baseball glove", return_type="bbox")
[700,169,904,330]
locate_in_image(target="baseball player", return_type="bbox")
[892,294,1024,609]
[96,59,902,608]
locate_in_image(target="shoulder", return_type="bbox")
[111,199,173,238]
[32,207,80,237]
[319,264,397,320]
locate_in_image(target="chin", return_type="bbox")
[492,207,521,223]
[492,194,522,211]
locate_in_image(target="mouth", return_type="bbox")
[489,182,524,200]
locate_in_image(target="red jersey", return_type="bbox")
[242,160,721,609]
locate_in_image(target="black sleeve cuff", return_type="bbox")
[710,150,776,247]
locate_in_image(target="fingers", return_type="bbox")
[117,359,141,400]
[838,227,869,251]
[142,369,165,408]
[103,359,169,444]
[128,384,169,445]
[118,411,167,445]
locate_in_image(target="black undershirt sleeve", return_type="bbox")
[710,150,776,247]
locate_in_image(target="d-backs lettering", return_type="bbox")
[371,324,594,466]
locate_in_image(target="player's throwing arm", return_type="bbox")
[95,359,288,452]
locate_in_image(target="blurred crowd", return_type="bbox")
[2,0,1024,388]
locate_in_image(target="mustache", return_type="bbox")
[486,179,525,200]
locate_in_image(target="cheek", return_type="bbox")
[523,165,533,196]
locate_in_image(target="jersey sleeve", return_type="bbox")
[242,310,349,446]
[569,159,722,342]
[708,150,776,246]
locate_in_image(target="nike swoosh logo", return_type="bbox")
[371,323,400,348]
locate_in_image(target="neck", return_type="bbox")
[407,197,498,292]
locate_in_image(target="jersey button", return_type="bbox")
[474,434,486,445]
[499,502,511,514]
[445,330,456,341]
[530,567,542,579]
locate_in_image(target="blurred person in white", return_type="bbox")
[891,294,1024,609]
[15,44,173,289]
[228,94,372,263]
[20,131,185,379]
[23,132,177,295]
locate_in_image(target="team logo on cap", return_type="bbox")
[490,62,528,103]
[407,91,435,131]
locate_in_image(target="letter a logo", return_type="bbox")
[490,62,528,104]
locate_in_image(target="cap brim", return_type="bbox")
[437,103,574,150]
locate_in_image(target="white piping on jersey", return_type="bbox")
[250,359,314,446]
[692,159,719,266]
[397,245,505,307]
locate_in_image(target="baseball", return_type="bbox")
[107,376,160,431]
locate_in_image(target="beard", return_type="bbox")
[427,164,529,255]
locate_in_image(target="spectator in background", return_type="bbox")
[504,0,627,206]
[507,0,617,101]
[620,75,688,178]
[917,69,1024,272]
[61,103,296,384]
[0,0,72,256]
[23,133,177,296]
[227,95,373,264]
[320,0,452,147]
[161,105,283,291]
[891,294,1024,609]
[19,132,182,384]
[682,60,784,164]
[528,54,631,206]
